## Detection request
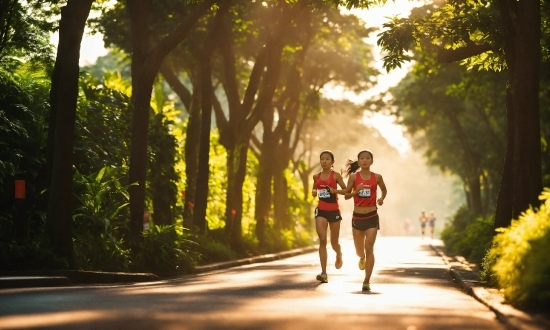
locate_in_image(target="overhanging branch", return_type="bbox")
[437,43,493,63]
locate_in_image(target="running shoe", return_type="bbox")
[316,273,328,283]
[358,257,366,270]
[335,253,343,269]
[362,282,371,291]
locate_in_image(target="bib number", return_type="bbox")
[318,189,331,199]
[358,188,371,198]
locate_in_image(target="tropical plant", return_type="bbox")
[134,224,198,274]
[72,166,134,271]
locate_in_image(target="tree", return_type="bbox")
[383,52,507,216]
[122,0,216,249]
[46,0,94,268]
[212,0,309,251]
[371,0,542,229]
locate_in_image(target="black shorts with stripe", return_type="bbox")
[351,210,380,231]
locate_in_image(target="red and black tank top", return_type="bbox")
[353,171,377,207]
[315,171,339,211]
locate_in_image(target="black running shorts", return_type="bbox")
[315,207,342,223]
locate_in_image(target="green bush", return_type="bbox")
[72,167,133,271]
[440,206,493,264]
[194,232,238,264]
[0,236,67,271]
[134,225,198,274]
[489,188,550,310]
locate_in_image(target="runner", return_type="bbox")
[312,150,347,283]
[419,210,428,240]
[428,210,437,239]
[344,149,387,292]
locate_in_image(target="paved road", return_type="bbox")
[0,237,505,330]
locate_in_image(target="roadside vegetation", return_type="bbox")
[370,0,550,312]
[1,0,549,313]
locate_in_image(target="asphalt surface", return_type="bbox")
[0,236,528,330]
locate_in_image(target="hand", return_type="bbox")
[377,197,384,206]
[311,189,317,197]
[326,185,333,194]
[357,183,365,191]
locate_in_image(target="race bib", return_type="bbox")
[358,188,370,198]
[318,189,331,199]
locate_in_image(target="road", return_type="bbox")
[0,237,505,330]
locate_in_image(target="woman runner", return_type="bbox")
[344,149,387,291]
[312,150,347,283]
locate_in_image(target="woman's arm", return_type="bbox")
[331,172,347,195]
[311,173,318,197]
[376,173,387,206]
[344,174,357,200]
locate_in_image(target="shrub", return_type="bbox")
[489,188,550,310]
[440,206,493,264]
[72,167,133,271]
[192,229,238,264]
[134,225,198,274]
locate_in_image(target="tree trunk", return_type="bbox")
[45,0,94,268]
[510,0,541,219]
[273,161,291,230]
[183,86,201,228]
[445,110,483,215]
[494,0,541,230]
[224,142,249,252]
[194,5,228,234]
[126,0,216,246]
[254,119,277,245]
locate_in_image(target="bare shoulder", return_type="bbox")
[375,173,385,183]
[334,171,343,180]
[312,172,318,181]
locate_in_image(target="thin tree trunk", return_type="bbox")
[194,5,229,233]
[183,87,201,228]
[254,119,277,245]
[45,0,94,268]
[494,0,516,231]
[225,143,249,252]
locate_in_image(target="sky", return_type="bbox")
[71,0,426,155]
[331,0,427,155]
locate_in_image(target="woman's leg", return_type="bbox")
[316,217,329,274]
[363,227,378,283]
[329,220,342,268]
[352,228,366,259]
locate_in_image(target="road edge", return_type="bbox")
[430,242,550,330]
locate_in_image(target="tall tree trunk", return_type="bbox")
[183,86,201,228]
[510,0,541,219]
[125,0,216,247]
[494,0,516,231]
[494,0,541,230]
[194,5,229,234]
[45,0,94,268]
